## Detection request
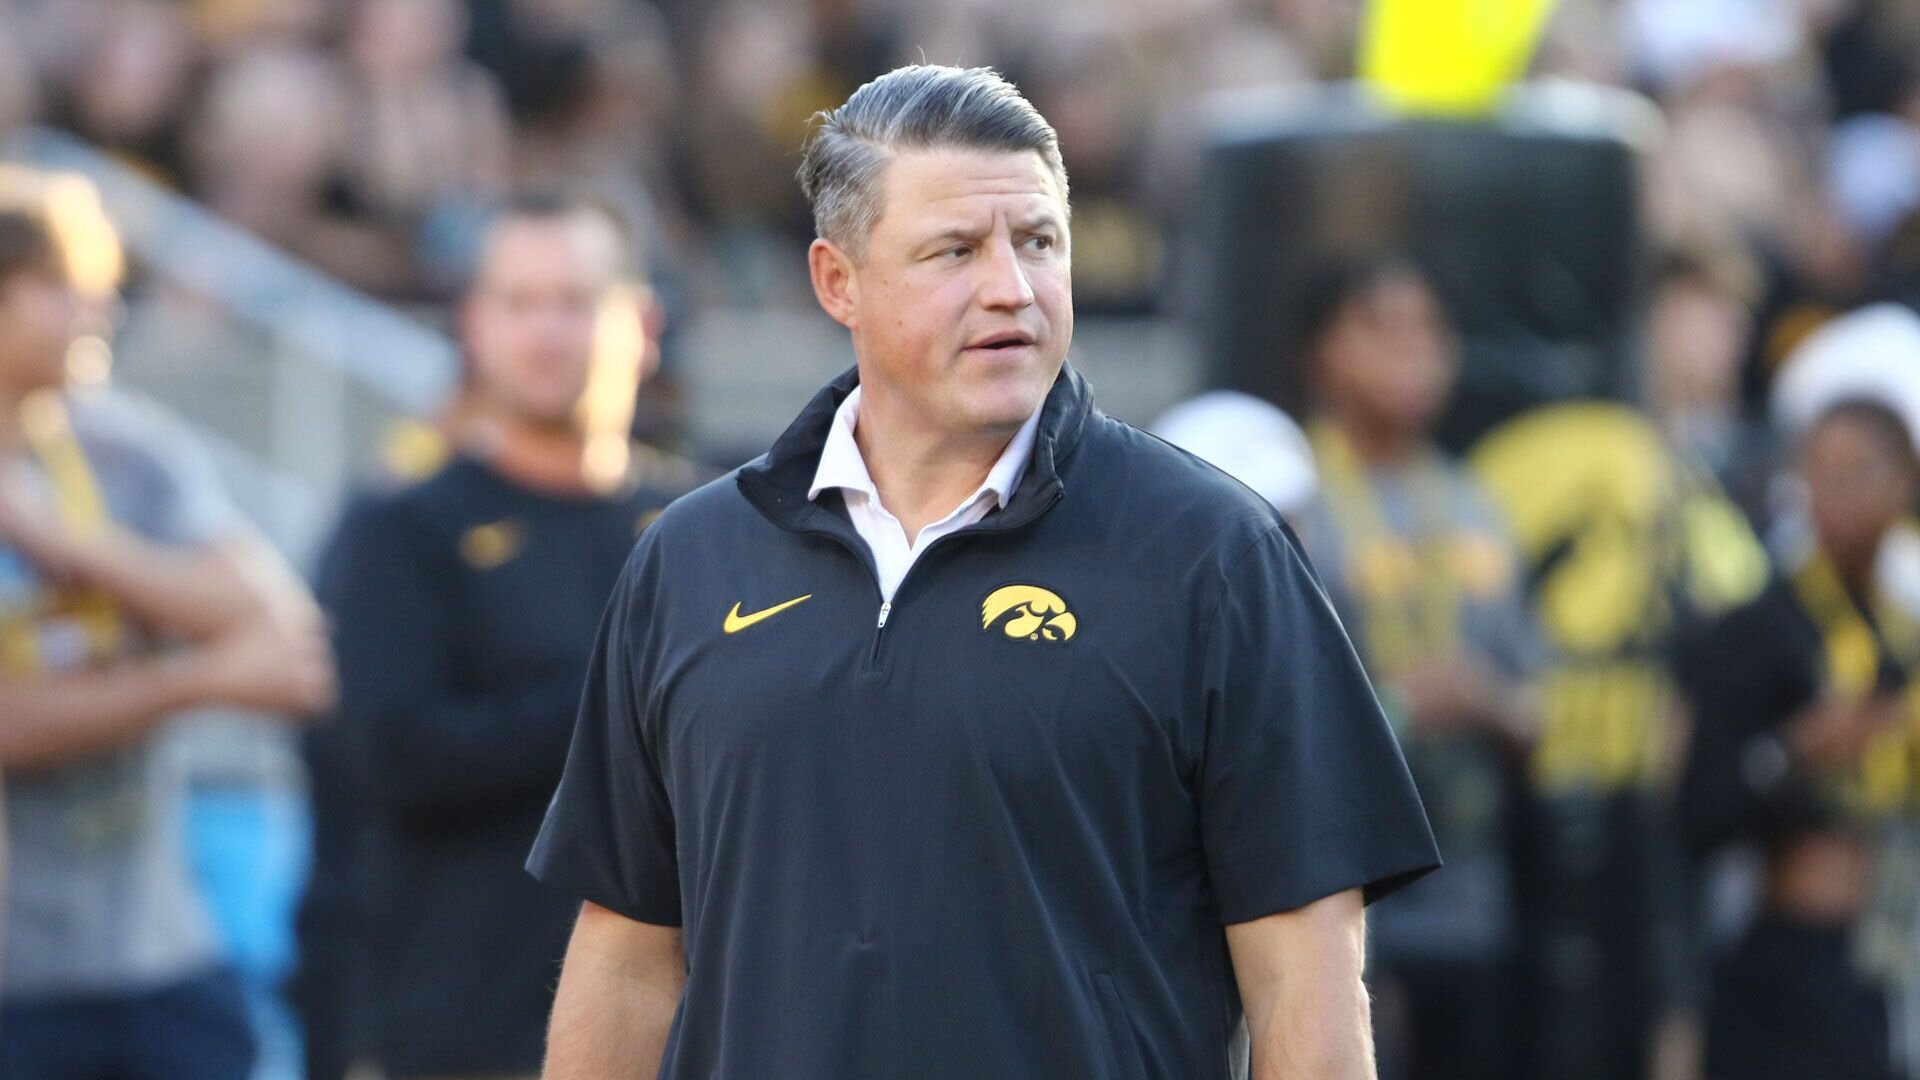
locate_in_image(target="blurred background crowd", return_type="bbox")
[5,0,1920,1078]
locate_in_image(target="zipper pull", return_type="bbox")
[876,601,892,630]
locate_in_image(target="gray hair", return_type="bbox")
[797,64,1069,259]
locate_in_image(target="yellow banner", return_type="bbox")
[1360,0,1561,116]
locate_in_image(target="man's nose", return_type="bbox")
[975,238,1035,311]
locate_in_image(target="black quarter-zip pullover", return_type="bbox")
[530,365,1438,1079]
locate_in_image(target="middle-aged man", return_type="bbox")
[530,65,1439,1079]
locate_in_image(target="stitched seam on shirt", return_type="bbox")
[1195,519,1292,661]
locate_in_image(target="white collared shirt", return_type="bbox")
[808,386,1041,603]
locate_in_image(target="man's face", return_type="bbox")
[0,264,81,399]
[462,213,630,431]
[1318,272,1458,436]
[818,147,1072,438]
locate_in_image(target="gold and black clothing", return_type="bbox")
[1470,402,1771,1080]
[297,449,700,1079]
[1298,424,1537,1080]
[1677,554,1920,1080]
[1680,555,1920,853]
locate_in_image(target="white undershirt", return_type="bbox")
[807,386,1041,603]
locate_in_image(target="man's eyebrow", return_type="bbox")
[922,224,989,246]
[1014,213,1065,232]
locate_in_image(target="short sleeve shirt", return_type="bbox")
[1,390,242,1000]
[529,368,1438,1078]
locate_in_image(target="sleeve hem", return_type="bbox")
[1210,812,1442,925]
[525,854,683,929]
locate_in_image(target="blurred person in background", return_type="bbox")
[339,0,511,294]
[672,0,843,303]
[187,43,415,297]
[1678,397,1920,1080]
[1022,29,1166,314]
[0,193,334,1076]
[46,0,201,190]
[0,6,42,136]
[298,193,698,1080]
[1289,255,1538,1080]
[1644,243,1777,526]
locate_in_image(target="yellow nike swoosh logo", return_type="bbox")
[723,594,813,634]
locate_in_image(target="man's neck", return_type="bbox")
[853,389,1019,542]
[467,412,602,497]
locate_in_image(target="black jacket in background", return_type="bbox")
[1675,573,1897,857]
[296,450,697,1079]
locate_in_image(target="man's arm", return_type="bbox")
[1227,888,1375,1080]
[545,901,685,1078]
[0,655,203,771]
[6,517,307,643]
[0,616,335,773]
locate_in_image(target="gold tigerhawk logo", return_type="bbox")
[980,585,1077,643]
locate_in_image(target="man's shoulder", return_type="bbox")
[338,455,488,531]
[321,456,515,576]
[621,463,770,569]
[1074,412,1284,540]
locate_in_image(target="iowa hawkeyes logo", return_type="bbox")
[980,585,1077,643]
[460,519,524,570]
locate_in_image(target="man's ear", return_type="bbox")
[809,238,859,330]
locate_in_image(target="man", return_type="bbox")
[1286,255,1538,1080]
[0,200,335,1078]
[531,65,1438,1079]
[302,194,697,1079]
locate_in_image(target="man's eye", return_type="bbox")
[1025,235,1054,251]
[943,246,971,259]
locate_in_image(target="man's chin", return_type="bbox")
[506,405,587,436]
[961,374,1055,432]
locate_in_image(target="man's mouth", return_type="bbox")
[967,331,1037,351]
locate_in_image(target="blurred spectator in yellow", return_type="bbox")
[1678,397,1920,1080]
[0,193,334,1077]
[297,193,700,1080]
[1289,254,1539,1080]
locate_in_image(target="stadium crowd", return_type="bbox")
[5,0,1920,1078]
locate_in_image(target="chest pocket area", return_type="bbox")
[930,584,1176,790]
